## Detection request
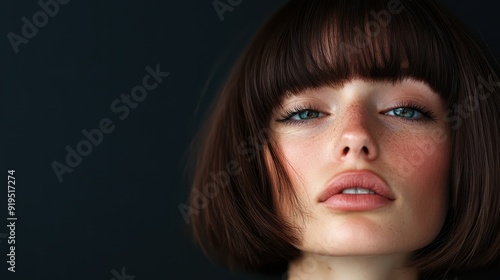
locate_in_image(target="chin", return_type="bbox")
[298,219,442,257]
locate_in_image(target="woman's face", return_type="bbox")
[269,78,451,256]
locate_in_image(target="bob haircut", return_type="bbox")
[186,0,500,278]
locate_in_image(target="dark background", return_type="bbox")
[1,0,499,279]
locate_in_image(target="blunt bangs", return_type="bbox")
[242,0,465,113]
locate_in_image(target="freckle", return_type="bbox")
[327,266,331,270]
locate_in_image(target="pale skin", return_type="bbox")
[269,78,452,280]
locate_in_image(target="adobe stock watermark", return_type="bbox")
[396,73,500,178]
[51,64,170,183]
[7,0,71,54]
[340,0,404,56]
[110,267,135,280]
[178,127,271,224]
[444,74,500,130]
[212,0,243,22]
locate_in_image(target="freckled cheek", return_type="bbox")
[414,139,449,193]
[390,137,451,230]
[388,133,450,186]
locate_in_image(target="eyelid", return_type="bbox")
[275,103,328,125]
[383,101,437,123]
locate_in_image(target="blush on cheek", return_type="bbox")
[403,148,450,248]
[279,141,319,186]
[384,129,451,249]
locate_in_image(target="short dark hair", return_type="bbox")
[186,0,500,277]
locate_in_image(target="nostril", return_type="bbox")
[343,147,349,155]
[362,146,369,154]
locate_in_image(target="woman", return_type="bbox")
[185,0,500,279]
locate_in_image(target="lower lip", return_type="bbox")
[322,194,393,211]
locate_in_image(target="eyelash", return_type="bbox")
[276,101,437,125]
[390,101,437,123]
[276,104,324,126]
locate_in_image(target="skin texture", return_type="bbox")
[269,78,452,279]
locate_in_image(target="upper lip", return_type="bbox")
[318,170,396,202]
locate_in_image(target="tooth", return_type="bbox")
[342,188,375,194]
[356,188,371,194]
[342,188,357,194]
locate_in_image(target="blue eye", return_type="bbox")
[387,107,422,119]
[385,102,437,123]
[277,106,326,125]
[290,110,322,120]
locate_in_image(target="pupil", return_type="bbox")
[300,111,315,119]
[397,108,414,118]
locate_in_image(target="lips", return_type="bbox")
[318,170,395,211]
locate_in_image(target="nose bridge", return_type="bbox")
[334,101,378,161]
[335,99,372,133]
[342,102,370,128]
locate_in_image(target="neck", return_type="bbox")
[288,253,418,280]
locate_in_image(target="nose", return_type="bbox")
[335,104,378,162]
